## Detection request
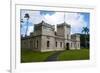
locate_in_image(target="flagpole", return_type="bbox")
[64,12,65,23]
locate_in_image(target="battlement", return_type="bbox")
[57,22,71,28]
[34,21,55,31]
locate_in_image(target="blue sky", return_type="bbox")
[81,13,90,28]
[20,10,90,36]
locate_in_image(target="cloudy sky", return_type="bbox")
[20,10,90,36]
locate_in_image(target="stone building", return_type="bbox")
[21,21,80,52]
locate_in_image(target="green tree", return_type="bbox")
[82,27,89,48]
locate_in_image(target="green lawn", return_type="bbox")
[21,49,55,63]
[58,49,89,61]
[21,49,89,63]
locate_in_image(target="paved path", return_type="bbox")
[44,51,63,61]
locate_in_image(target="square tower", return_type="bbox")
[34,21,56,52]
[57,22,71,50]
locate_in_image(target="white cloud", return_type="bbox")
[44,12,64,24]
[27,26,34,36]
[43,12,64,31]
[65,13,87,34]
[43,12,87,33]
[21,10,88,35]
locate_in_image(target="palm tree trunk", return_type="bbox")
[25,19,28,36]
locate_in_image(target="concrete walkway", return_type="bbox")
[44,51,63,61]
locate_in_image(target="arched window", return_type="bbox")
[37,40,38,48]
[24,41,26,45]
[67,34,69,39]
[71,43,73,47]
[30,40,33,48]
[34,40,35,48]
[56,41,57,47]
[78,43,79,48]
[47,41,50,47]
[60,42,62,47]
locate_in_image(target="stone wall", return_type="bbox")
[71,34,80,50]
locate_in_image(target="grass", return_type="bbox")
[21,49,55,63]
[21,49,89,63]
[58,49,89,61]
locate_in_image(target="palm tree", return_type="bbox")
[20,19,24,37]
[82,27,89,34]
[20,19,24,28]
[82,27,89,48]
[24,13,30,36]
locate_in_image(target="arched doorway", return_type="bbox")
[66,43,69,50]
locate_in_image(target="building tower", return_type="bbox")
[56,12,71,50]
[57,22,71,50]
